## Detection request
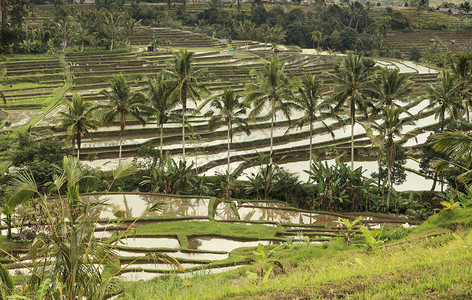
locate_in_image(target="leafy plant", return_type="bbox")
[249,243,285,283]
[360,225,385,252]
[334,216,364,245]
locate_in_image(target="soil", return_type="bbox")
[1,109,40,130]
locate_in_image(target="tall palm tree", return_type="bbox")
[327,51,376,169]
[236,20,255,49]
[245,56,296,164]
[101,74,148,162]
[372,105,415,210]
[207,88,250,175]
[102,10,122,51]
[450,53,472,121]
[164,49,209,160]
[376,67,413,107]
[424,70,463,132]
[57,94,99,159]
[122,12,141,47]
[424,70,463,191]
[147,72,178,158]
[291,74,331,168]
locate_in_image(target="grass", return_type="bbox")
[119,209,472,299]
[131,221,284,241]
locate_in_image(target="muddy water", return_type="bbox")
[1,109,40,130]
[122,262,204,271]
[188,237,280,252]
[81,194,210,219]
[236,207,346,226]
[114,249,229,261]
[213,201,236,220]
[120,266,244,281]
[118,237,180,249]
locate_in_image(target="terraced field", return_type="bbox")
[24,27,444,191]
[383,29,472,56]
[1,56,65,110]
[1,194,416,280]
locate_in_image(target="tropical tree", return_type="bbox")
[101,74,148,162]
[327,51,376,169]
[375,67,413,107]
[371,105,415,210]
[102,10,122,51]
[5,157,180,298]
[207,88,250,175]
[147,72,178,157]
[291,74,332,169]
[430,130,472,183]
[164,49,209,160]
[424,70,463,132]
[236,20,255,49]
[311,29,322,49]
[449,53,472,121]
[0,0,12,42]
[122,12,141,47]
[57,94,100,159]
[245,56,296,164]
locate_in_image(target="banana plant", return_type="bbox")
[360,225,385,252]
[249,243,285,283]
[334,216,364,245]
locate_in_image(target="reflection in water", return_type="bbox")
[120,266,244,281]
[118,237,180,249]
[188,237,280,252]
[81,194,210,219]
[213,201,236,221]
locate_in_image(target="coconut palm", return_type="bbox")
[147,72,178,158]
[376,67,413,107]
[164,49,209,160]
[424,70,463,131]
[236,20,255,49]
[430,130,472,183]
[311,30,322,49]
[122,12,141,47]
[245,56,296,164]
[57,94,100,159]
[327,51,376,169]
[449,53,472,121]
[101,74,148,162]
[207,88,250,175]
[371,105,415,210]
[102,10,122,51]
[291,74,332,169]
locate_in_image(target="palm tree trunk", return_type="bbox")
[160,122,164,158]
[387,164,392,211]
[351,113,355,170]
[430,173,438,192]
[309,121,313,168]
[227,123,231,175]
[182,92,187,161]
[119,112,125,162]
[76,132,81,159]
[270,99,274,164]
[6,214,11,239]
[81,39,85,52]
[110,36,114,51]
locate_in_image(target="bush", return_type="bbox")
[409,46,422,62]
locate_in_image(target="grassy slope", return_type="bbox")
[120,209,472,299]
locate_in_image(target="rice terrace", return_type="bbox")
[1,0,472,299]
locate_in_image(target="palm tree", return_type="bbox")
[236,20,255,49]
[102,10,122,51]
[327,51,376,169]
[101,74,148,162]
[207,88,250,175]
[376,67,413,107]
[450,53,472,121]
[430,130,472,183]
[372,105,415,210]
[424,70,463,132]
[57,94,99,159]
[291,74,331,169]
[245,56,296,164]
[147,72,178,158]
[164,49,209,160]
[311,30,322,49]
[122,12,141,47]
